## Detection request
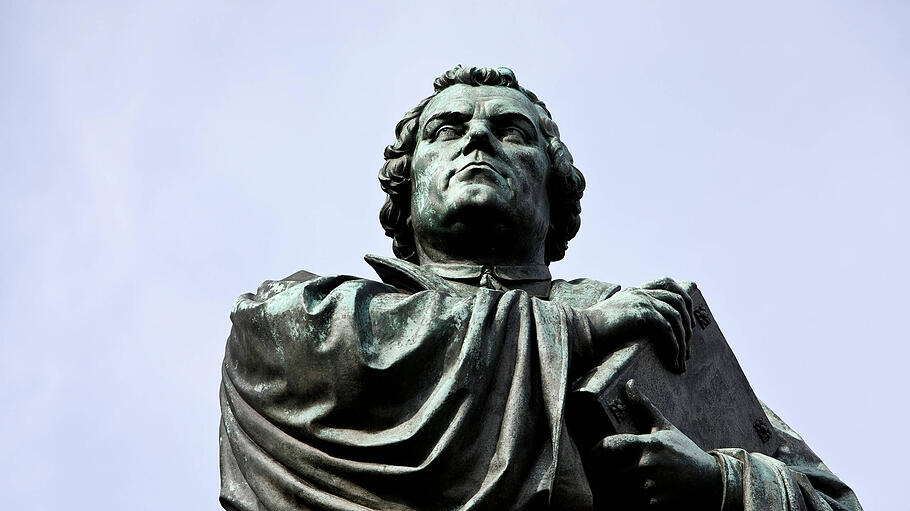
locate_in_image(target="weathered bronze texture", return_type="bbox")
[219,66,862,510]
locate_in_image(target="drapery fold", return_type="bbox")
[221,274,593,510]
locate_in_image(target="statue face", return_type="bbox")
[410,84,551,261]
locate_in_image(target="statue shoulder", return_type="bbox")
[232,268,400,315]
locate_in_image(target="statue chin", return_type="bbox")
[451,188,511,216]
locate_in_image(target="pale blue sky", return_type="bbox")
[1,1,907,509]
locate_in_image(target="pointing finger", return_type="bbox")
[624,379,671,432]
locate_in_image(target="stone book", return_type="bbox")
[568,282,779,456]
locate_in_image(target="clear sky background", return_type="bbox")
[1,1,907,509]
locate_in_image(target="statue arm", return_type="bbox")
[711,403,862,510]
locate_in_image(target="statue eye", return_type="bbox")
[501,126,527,142]
[434,125,461,140]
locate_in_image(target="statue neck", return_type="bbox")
[414,234,546,267]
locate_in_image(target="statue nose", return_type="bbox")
[461,122,498,156]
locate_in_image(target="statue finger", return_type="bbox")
[639,288,685,316]
[640,278,693,347]
[638,278,691,308]
[641,289,692,363]
[648,302,685,373]
[623,379,672,432]
[593,433,645,469]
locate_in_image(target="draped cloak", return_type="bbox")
[219,255,861,511]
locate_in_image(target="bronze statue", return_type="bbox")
[219,66,861,510]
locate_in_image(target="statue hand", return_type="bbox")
[586,277,693,372]
[590,380,723,510]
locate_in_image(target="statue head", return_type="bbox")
[379,65,585,265]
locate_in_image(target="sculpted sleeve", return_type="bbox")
[219,274,595,510]
[711,403,862,511]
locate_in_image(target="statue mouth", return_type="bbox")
[455,162,505,180]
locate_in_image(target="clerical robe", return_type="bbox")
[219,255,861,510]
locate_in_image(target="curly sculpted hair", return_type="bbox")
[378,65,586,264]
